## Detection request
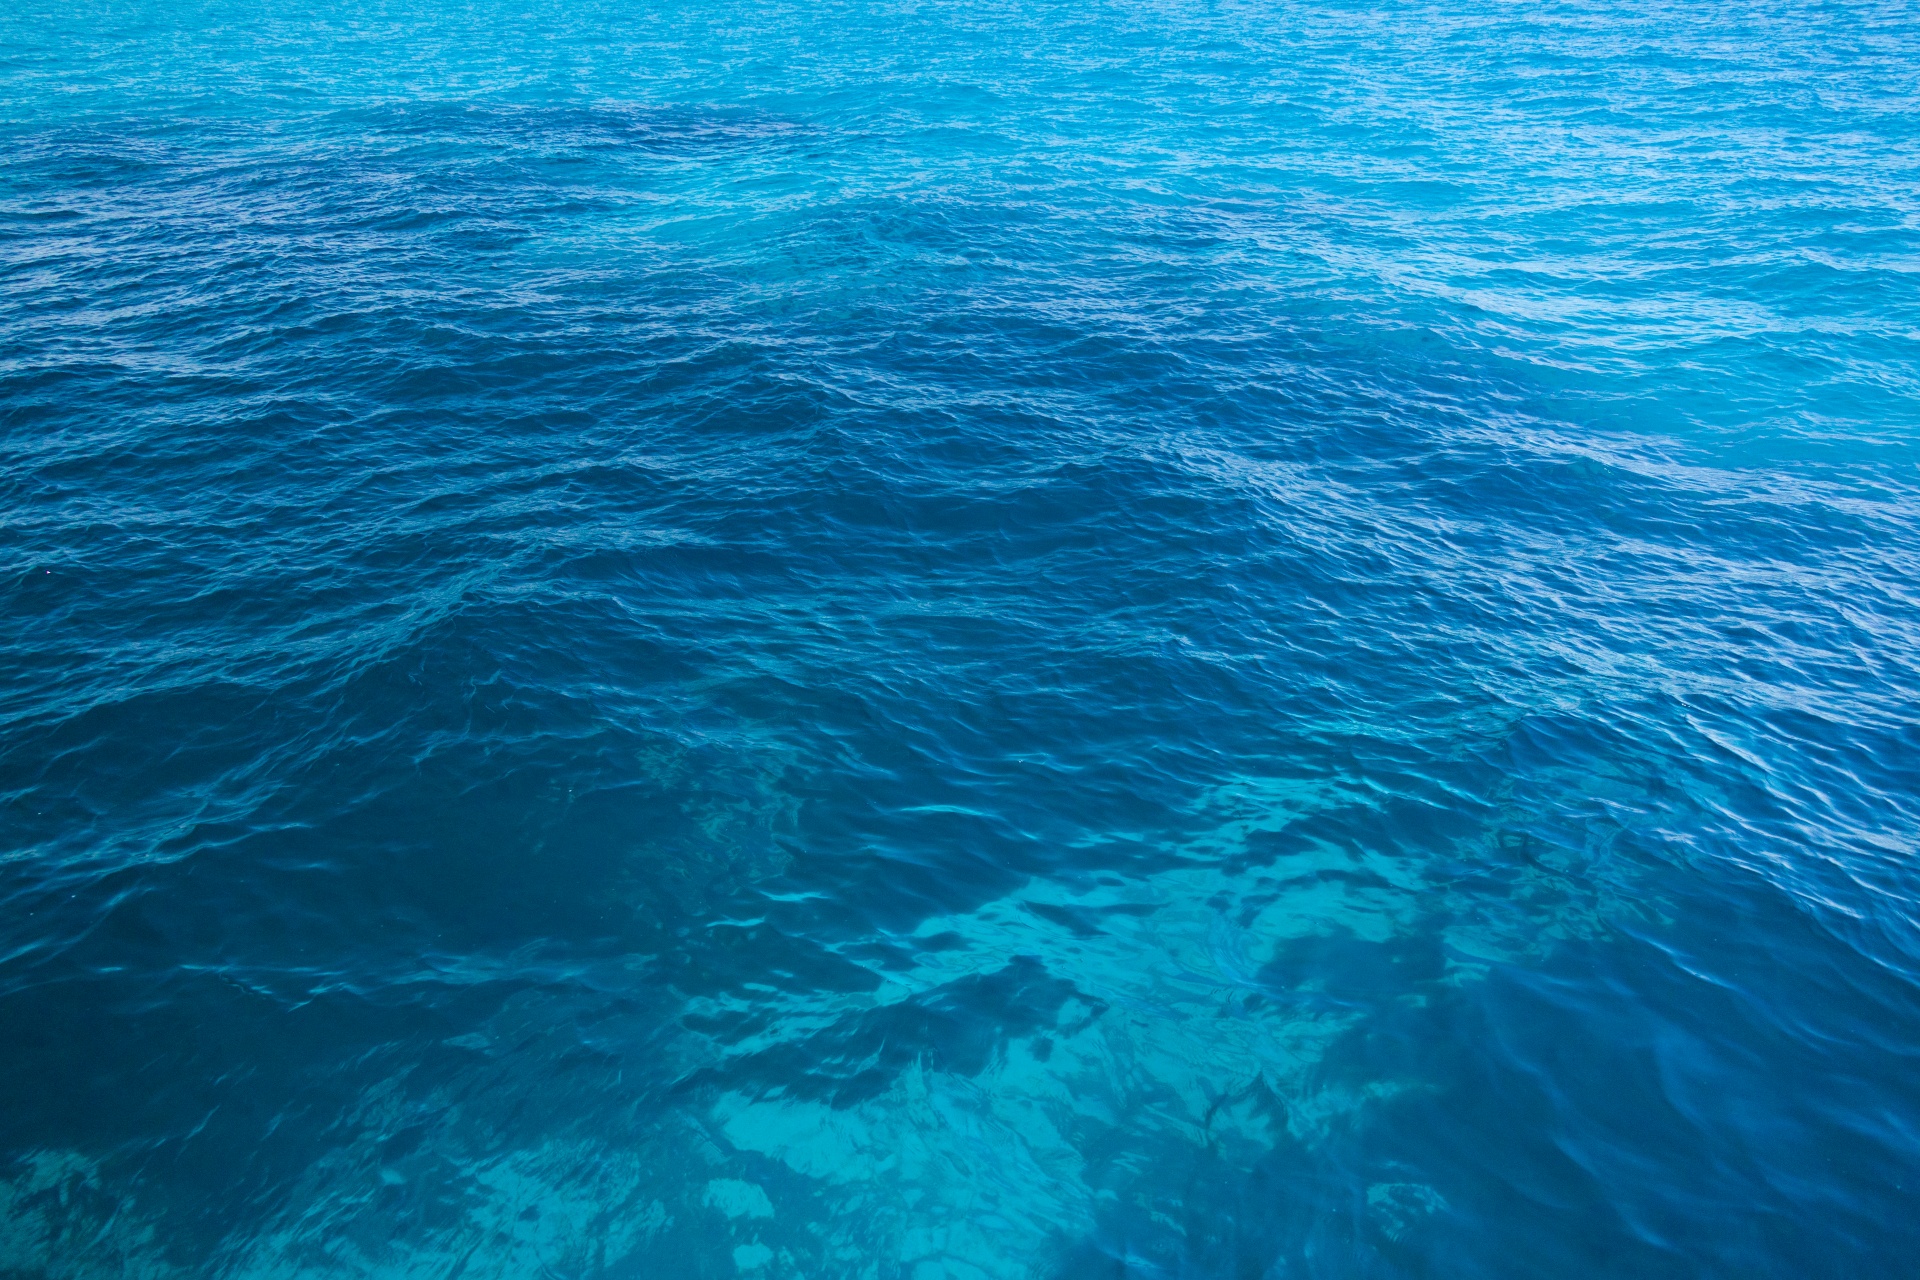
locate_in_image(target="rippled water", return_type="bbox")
[4,0,1919,1275]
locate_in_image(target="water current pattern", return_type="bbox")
[3,0,1919,1277]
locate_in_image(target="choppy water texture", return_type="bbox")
[4,0,1920,1276]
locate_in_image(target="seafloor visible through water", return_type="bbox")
[2,0,1918,1276]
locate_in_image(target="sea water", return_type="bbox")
[2,0,1918,1276]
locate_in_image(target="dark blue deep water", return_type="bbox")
[4,1,1919,1276]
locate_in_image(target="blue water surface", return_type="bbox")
[3,0,1919,1276]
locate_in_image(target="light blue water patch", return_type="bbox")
[2,0,1918,1277]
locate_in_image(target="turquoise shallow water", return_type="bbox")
[3,0,1919,1275]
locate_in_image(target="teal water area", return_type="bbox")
[2,1,1918,1276]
